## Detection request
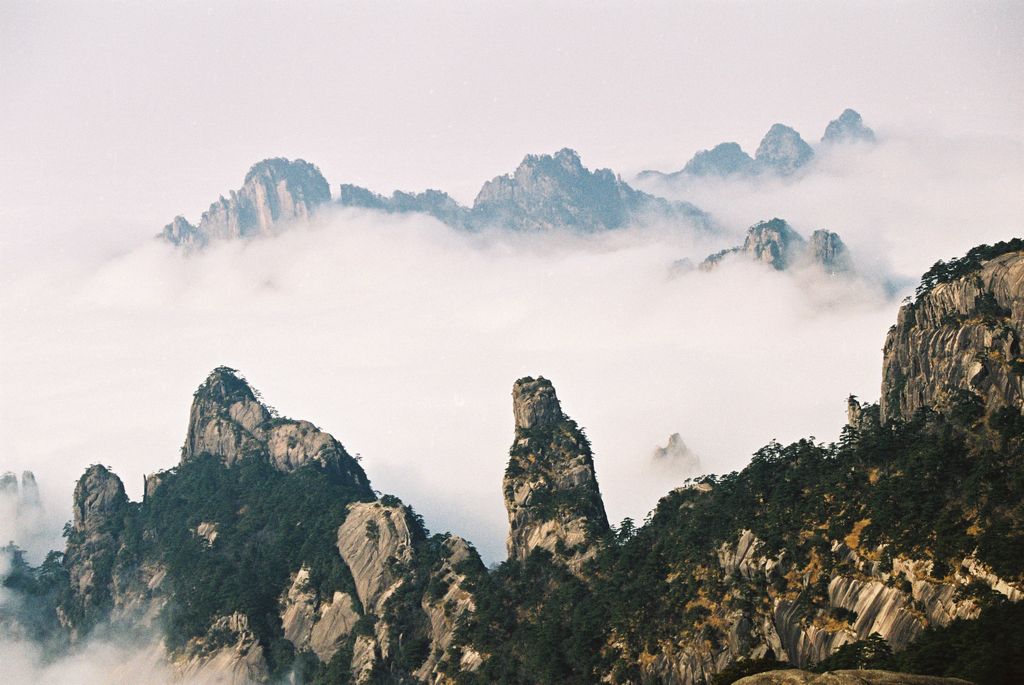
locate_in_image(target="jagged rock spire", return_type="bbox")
[72,465,128,532]
[822,108,876,144]
[754,124,814,175]
[161,158,331,246]
[182,367,372,492]
[503,376,609,570]
[881,246,1024,423]
[512,376,564,430]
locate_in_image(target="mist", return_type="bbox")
[4,127,1019,566]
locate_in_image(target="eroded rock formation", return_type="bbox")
[881,247,1024,423]
[702,219,850,274]
[182,366,371,489]
[503,376,610,570]
[160,158,331,247]
[822,109,877,145]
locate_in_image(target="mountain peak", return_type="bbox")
[512,376,563,431]
[822,108,876,144]
[72,465,127,532]
[183,368,372,490]
[754,124,815,175]
[681,142,755,177]
[161,158,331,246]
[504,376,609,570]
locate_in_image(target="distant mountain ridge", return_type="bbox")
[639,108,876,182]
[160,149,712,247]
[698,218,852,274]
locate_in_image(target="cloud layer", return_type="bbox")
[1,131,1021,568]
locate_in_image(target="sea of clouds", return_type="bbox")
[0,123,1021,683]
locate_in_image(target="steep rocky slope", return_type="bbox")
[340,148,711,233]
[503,376,610,571]
[701,219,851,274]
[881,243,1024,423]
[639,109,873,182]
[734,671,968,685]
[754,124,815,176]
[31,368,488,684]
[3,240,1022,684]
[160,158,331,246]
[822,109,876,144]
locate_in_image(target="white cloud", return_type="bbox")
[0,131,1021,568]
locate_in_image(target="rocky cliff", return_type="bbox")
[881,244,1024,423]
[338,184,471,229]
[341,147,711,233]
[754,124,815,176]
[61,464,131,635]
[471,148,709,232]
[180,366,371,490]
[640,109,872,182]
[822,109,876,145]
[160,158,331,247]
[701,219,850,274]
[7,241,1023,685]
[734,671,969,685]
[40,367,487,684]
[503,376,610,571]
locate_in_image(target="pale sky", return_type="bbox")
[1,1,1021,255]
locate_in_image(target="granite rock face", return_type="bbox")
[175,612,270,685]
[160,158,330,246]
[472,148,709,232]
[701,219,850,274]
[808,229,852,275]
[62,465,129,631]
[822,109,876,144]
[881,248,1024,423]
[682,142,756,177]
[341,148,712,233]
[503,376,610,571]
[755,124,816,176]
[640,528,1019,683]
[182,366,371,490]
[280,566,360,662]
[338,184,471,228]
[336,501,416,615]
[652,432,702,476]
[734,670,971,685]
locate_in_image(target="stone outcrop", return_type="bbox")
[639,113,881,182]
[160,158,331,247]
[880,248,1024,423]
[20,470,40,506]
[63,465,129,630]
[341,148,712,233]
[734,670,971,685]
[682,142,756,177]
[640,526,1020,683]
[822,109,876,145]
[280,566,360,662]
[652,433,702,476]
[183,367,372,490]
[336,501,415,615]
[414,535,484,680]
[472,148,710,232]
[338,184,471,228]
[175,612,270,684]
[808,230,852,275]
[754,124,815,175]
[701,219,851,274]
[503,376,610,570]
